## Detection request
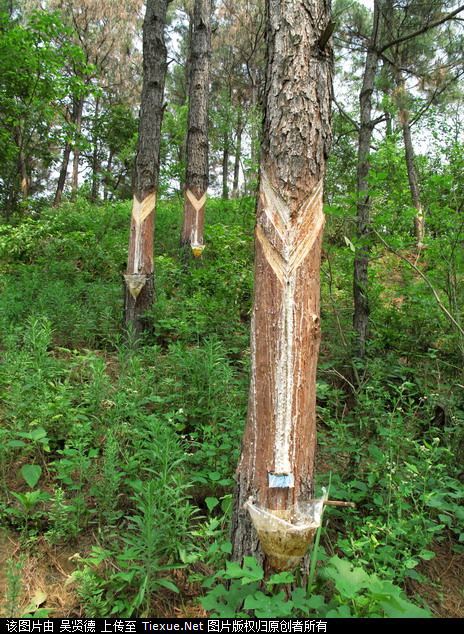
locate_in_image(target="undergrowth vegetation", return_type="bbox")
[0,191,463,617]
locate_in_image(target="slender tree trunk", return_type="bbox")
[104,151,113,201]
[178,10,194,189]
[222,133,229,199]
[91,97,101,202]
[396,77,425,247]
[18,149,29,199]
[54,142,71,207]
[232,112,243,197]
[353,0,380,359]
[231,0,333,564]
[71,97,84,197]
[54,103,77,207]
[14,128,29,199]
[402,117,425,246]
[124,0,169,333]
[181,0,211,255]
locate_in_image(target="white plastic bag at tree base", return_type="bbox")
[244,491,327,572]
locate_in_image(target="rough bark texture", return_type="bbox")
[231,0,333,564]
[353,0,380,359]
[124,0,168,333]
[181,0,211,251]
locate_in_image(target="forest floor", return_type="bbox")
[1,197,463,618]
[1,527,463,617]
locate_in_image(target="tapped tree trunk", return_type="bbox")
[181,0,211,255]
[353,0,380,359]
[124,0,169,333]
[231,0,333,564]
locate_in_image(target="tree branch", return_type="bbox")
[373,228,464,338]
[333,96,360,131]
[378,5,464,53]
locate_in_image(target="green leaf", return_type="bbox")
[323,556,370,599]
[325,605,352,618]
[419,550,436,561]
[404,558,419,569]
[267,571,295,586]
[244,591,293,618]
[223,557,264,585]
[7,440,26,448]
[156,578,179,593]
[380,595,431,618]
[344,236,356,252]
[205,497,219,512]
[20,464,42,488]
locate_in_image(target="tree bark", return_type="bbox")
[91,96,101,202]
[222,133,229,200]
[231,0,333,564]
[181,0,211,254]
[353,0,381,359]
[124,0,169,333]
[232,111,243,197]
[71,97,84,197]
[54,142,71,207]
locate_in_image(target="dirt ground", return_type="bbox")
[408,539,464,618]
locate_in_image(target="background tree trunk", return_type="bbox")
[232,112,243,197]
[54,142,71,207]
[396,77,425,246]
[181,0,211,253]
[222,132,229,200]
[231,0,333,563]
[71,97,84,197]
[91,97,101,202]
[353,0,380,359]
[124,0,169,333]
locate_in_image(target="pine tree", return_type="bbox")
[231,0,333,564]
[124,0,169,332]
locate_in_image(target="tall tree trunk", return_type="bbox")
[179,9,194,189]
[181,0,211,255]
[91,97,101,202]
[54,102,78,207]
[232,112,243,197]
[104,151,113,202]
[231,0,333,564]
[54,142,71,207]
[396,77,425,247]
[353,0,380,359]
[71,97,84,197]
[222,133,229,200]
[18,149,29,199]
[124,0,169,333]
[14,128,30,200]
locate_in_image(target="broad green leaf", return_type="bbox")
[205,497,219,512]
[20,464,42,488]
